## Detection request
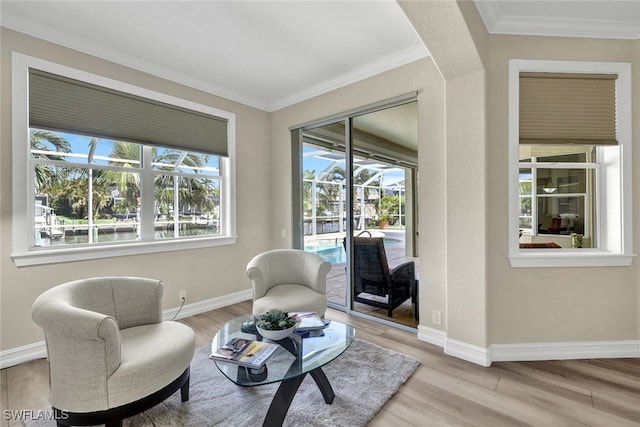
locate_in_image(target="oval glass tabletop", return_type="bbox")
[211,314,356,387]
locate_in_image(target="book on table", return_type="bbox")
[291,312,325,331]
[210,337,279,369]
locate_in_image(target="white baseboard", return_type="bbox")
[0,289,253,369]
[0,341,47,370]
[489,340,640,362]
[163,289,253,321]
[417,325,447,348]
[445,338,492,367]
[416,327,640,367]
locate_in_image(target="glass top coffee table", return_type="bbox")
[211,314,356,427]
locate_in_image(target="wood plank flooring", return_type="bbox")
[1,300,639,426]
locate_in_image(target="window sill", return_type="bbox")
[11,236,238,267]
[508,250,635,268]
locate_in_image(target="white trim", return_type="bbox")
[507,60,633,268]
[270,45,428,112]
[418,327,493,367]
[490,340,640,362]
[445,338,492,367]
[10,52,238,267]
[416,328,640,367]
[0,290,253,369]
[12,236,238,267]
[508,252,635,268]
[0,341,47,370]
[417,325,447,348]
[164,289,252,321]
[474,1,640,40]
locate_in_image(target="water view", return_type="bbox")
[36,223,219,246]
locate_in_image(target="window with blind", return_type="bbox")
[11,53,237,266]
[508,60,632,268]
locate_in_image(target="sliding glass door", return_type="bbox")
[300,121,349,308]
[293,99,419,329]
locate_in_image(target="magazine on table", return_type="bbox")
[291,312,326,331]
[209,337,279,369]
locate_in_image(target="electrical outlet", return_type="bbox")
[432,310,442,325]
[179,291,187,303]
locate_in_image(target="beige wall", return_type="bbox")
[401,0,638,349]
[400,0,490,349]
[0,28,273,351]
[2,2,639,361]
[486,36,639,344]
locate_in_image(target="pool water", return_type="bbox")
[305,243,346,264]
[305,237,401,264]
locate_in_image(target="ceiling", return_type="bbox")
[1,0,638,148]
[1,1,428,112]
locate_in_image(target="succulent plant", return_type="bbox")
[255,309,296,330]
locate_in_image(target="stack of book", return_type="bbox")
[209,337,279,369]
[291,312,327,337]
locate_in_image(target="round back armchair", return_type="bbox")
[247,249,331,317]
[31,276,195,427]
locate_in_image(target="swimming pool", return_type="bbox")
[305,243,346,264]
[305,237,401,264]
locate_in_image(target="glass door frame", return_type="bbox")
[291,94,418,331]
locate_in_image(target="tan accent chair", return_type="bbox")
[247,249,331,317]
[31,277,195,427]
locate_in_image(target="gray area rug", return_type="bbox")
[27,338,419,427]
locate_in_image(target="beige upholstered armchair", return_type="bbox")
[247,249,331,317]
[31,277,195,427]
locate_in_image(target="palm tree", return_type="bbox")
[302,170,317,216]
[103,142,216,219]
[101,140,142,213]
[30,129,71,194]
[151,147,215,217]
[316,166,345,216]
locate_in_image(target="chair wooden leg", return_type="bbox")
[180,371,190,402]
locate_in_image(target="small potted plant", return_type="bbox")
[255,309,297,340]
[378,216,388,229]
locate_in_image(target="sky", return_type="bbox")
[37,129,402,185]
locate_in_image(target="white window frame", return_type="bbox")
[11,53,237,267]
[508,60,632,268]
[520,159,596,239]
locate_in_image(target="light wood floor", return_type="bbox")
[2,300,639,426]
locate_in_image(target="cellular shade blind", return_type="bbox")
[519,72,617,145]
[29,69,228,156]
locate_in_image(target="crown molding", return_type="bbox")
[268,45,429,112]
[474,1,640,40]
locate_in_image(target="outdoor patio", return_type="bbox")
[307,228,419,328]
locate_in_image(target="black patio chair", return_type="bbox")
[346,232,417,319]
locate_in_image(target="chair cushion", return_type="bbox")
[253,284,326,316]
[107,321,195,408]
